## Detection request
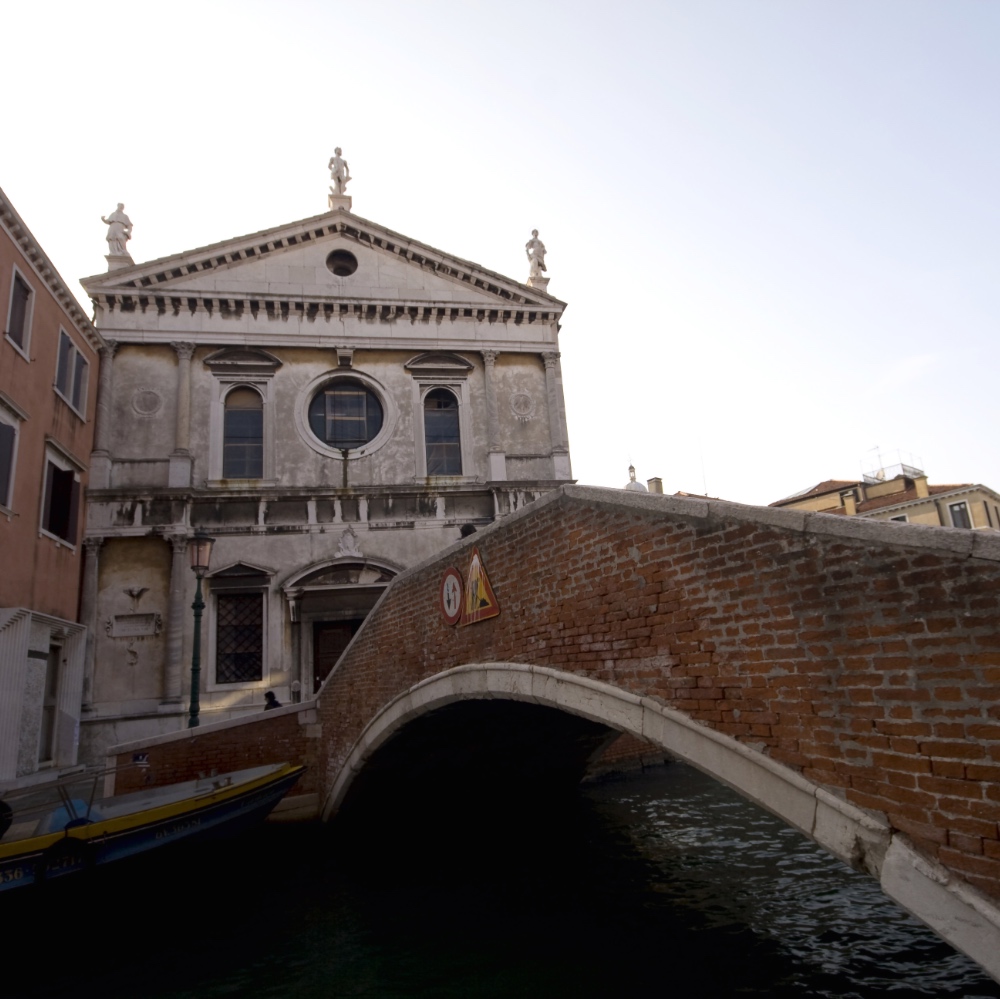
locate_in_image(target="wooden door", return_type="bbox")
[313,621,358,692]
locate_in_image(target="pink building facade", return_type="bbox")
[0,188,104,781]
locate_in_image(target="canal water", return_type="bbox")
[5,761,998,999]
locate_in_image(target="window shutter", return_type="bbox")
[66,475,81,545]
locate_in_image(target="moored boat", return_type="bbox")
[0,762,304,890]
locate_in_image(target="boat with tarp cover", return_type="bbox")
[0,762,304,890]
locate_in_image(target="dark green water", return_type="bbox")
[4,762,998,998]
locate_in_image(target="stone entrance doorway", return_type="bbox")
[313,619,363,692]
[283,559,398,700]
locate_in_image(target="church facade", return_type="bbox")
[78,193,571,760]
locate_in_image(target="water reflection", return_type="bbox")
[3,761,998,998]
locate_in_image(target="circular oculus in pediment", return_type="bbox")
[326,249,359,276]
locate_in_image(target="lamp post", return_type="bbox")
[188,530,215,728]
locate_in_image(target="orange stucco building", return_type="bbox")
[0,187,104,781]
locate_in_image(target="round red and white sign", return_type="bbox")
[440,567,463,626]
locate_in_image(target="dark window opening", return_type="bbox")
[223,387,263,478]
[308,380,383,449]
[424,388,461,476]
[55,331,88,415]
[0,422,14,507]
[216,593,264,684]
[949,502,972,529]
[42,460,80,544]
[7,274,31,348]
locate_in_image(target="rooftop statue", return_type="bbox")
[101,203,133,257]
[328,147,351,197]
[525,229,547,280]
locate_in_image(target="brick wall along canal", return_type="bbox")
[4,760,998,999]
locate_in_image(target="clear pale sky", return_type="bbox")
[4,1,997,505]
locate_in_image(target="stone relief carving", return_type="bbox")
[101,203,133,256]
[329,147,351,196]
[525,230,547,279]
[132,388,163,417]
[510,392,535,422]
[336,525,363,558]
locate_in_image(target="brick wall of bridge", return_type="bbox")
[317,487,1000,901]
[113,486,1000,901]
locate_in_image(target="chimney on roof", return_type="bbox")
[914,475,929,498]
[647,477,663,494]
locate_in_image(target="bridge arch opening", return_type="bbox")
[322,663,1000,982]
[324,662,887,875]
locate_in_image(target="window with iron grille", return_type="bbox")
[215,593,263,684]
[424,388,462,475]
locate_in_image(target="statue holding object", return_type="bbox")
[329,148,351,196]
[102,203,133,257]
[525,229,547,281]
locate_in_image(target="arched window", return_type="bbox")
[223,387,263,478]
[424,388,461,476]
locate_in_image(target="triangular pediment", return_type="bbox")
[209,560,276,579]
[81,209,564,313]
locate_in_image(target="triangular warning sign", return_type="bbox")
[460,547,500,626]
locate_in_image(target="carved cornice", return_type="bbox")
[88,293,561,328]
[0,187,103,353]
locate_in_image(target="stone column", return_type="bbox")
[542,352,572,480]
[80,536,104,710]
[163,534,189,705]
[89,340,118,489]
[482,350,506,481]
[168,342,195,487]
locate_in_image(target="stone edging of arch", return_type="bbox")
[322,662,1000,982]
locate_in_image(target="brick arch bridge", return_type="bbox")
[112,485,1000,979]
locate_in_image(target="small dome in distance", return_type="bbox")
[624,464,647,492]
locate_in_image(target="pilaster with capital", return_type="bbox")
[542,351,572,479]
[482,350,507,481]
[90,340,118,489]
[164,534,189,703]
[169,342,195,487]
[80,536,104,710]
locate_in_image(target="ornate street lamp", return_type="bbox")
[188,530,215,728]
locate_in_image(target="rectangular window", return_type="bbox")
[6,272,33,351]
[216,593,264,684]
[41,458,80,544]
[223,408,263,478]
[54,330,89,415]
[949,502,972,529]
[0,421,15,508]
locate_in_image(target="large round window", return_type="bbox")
[308,379,384,449]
